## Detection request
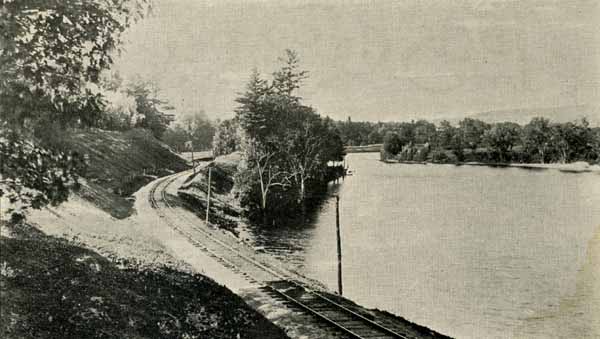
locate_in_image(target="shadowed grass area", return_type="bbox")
[61,128,190,218]
[0,224,289,339]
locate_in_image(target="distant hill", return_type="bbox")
[458,105,600,126]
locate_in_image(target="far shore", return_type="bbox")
[382,158,600,173]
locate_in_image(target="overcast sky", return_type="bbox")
[114,0,600,122]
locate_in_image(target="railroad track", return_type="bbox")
[148,172,414,339]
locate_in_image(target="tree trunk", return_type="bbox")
[261,191,267,211]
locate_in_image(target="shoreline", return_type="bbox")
[383,159,600,173]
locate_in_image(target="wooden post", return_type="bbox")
[205,167,211,224]
[335,195,343,295]
[191,148,195,174]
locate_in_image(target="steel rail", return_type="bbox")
[150,172,410,339]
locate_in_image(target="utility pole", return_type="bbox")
[187,119,195,174]
[191,146,195,173]
[335,195,343,295]
[205,167,211,225]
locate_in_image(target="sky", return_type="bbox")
[114,0,600,122]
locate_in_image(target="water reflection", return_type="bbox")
[238,182,342,266]
[239,153,600,339]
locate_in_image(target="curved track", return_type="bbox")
[149,172,413,339]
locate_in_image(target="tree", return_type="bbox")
[413,120,437,144]
[549,119,593,163]
[367,129,383,144]
[450,133,465,162]
[212,118,241,156]
[234,50,344,220]
[162,125,190,153]
[591,127,600,163]
[396,122,415,146]
[181,110,215,151]
[284,109,328,210]
[235,68,290,216]
[0,1,145,221]
[272,49,308,101]
[436,120,456,148]
[458,118,489,152]
[1,0,147,127]
[241,138,293,212]
[126,79,173,139]
[522,117,552,163]
[382,132,403,157]
[483,122,521,161]
[235,69,273,141]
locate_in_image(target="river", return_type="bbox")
[239,152,600,338]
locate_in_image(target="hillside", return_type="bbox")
[64,128,189,218]
[0,223,288,339]
[0,132,289,339]
[463,105,600,126]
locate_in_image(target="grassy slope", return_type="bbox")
[66,128,189,218]
[0,224,288,339]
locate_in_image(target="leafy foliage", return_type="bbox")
[232,51,345,220]
[212,118,242,157]
[483,122,521,161]
[0,1,148,221]
[126,79,174,139]
[522,117,552,163]
[180,110,215,151]
[0,128,83,222]
[0,0,148,127]
[382,132,403,156]
[458,118,490,151]
[353,116,598,164]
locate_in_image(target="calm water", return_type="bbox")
[240,152,600,338]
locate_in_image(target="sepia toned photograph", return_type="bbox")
[1,1,599,338]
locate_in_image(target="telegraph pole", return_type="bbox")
[205,167,212,224]
[335,195,343,295]
[191,146,195,173]
[187,119,195,174]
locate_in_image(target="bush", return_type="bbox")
[0,128,84,222]
[430,149,449,163]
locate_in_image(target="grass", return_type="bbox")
[64,128,189,218]
[0,223,289,339]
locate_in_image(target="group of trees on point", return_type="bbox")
[213,50,345,221]
[375,117,599,164]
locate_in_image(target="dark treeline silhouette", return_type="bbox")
[335,117,600,164]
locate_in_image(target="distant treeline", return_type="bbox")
[334,117,600,164]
